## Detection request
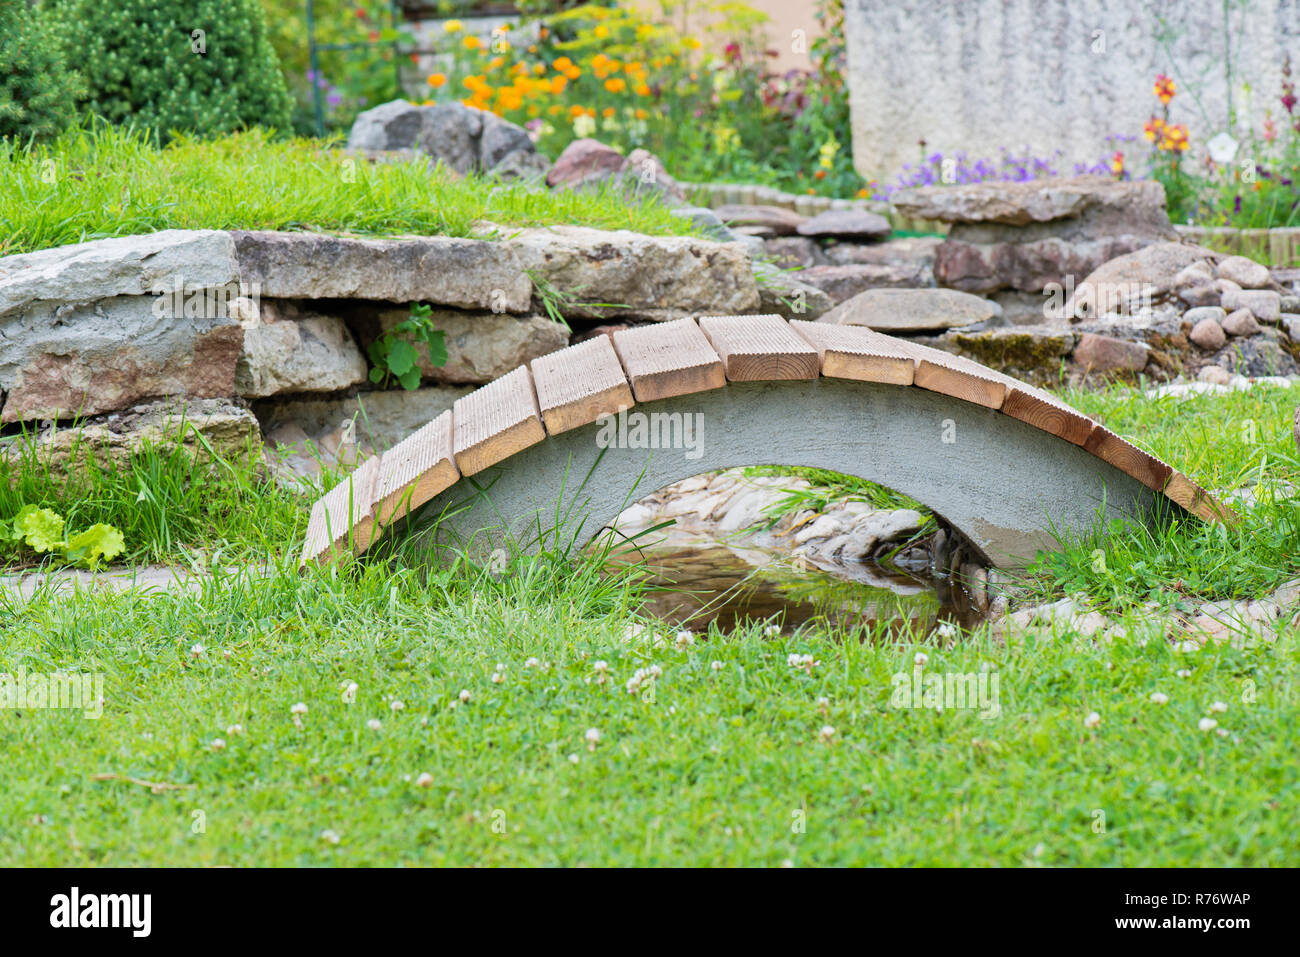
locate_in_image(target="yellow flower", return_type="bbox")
[553,56,574,72]
[564,66,581,80]
[634,83,651,96]
[604,77,626,93]
[443,19,463,33]
[532,63,547,76]
[550,75,568,94]
[594,25,610,38]
[634,108,648,120]
[684,37,702,50]
[488,56,505,70]
[427,73,447,88]
[463,35,481,50]
[636,24,654,39]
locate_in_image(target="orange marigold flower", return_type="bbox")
[553,56,574,72]
[564,66,581,80]
[550,75,568,94]
[569,104,585,118]
[427,72,447,88]
[463,35,481,50]
[1153,73,1176,104]
[604,77,626,93]
[634,108,648,119]
[488,56,505,70]
[602,107,615,118]
[634,83,651,97]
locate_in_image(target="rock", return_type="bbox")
[234,300,367,397]
[1215,255,1271,289]
[0,398,260,472]
[1178,284,1221,308]
[1216,329,1297,377]
[763,236,823,269]
[231,231,532,312]
[347,99,548,180]
[822,287,997,332]
[795,209,891,241]
[937,327,1074,387]
[1282,295,1300,313]
[1173,260,1215,290]
[1071,332,1149,374]
[1221,288,1281,322]
[937,234,1160,295]
[1214,278,1242,297]
[669,206,732,242]
[798,263,925,301]
[1063,242,1215,319]
[822,236,940,278]
[714,204,808,236]
[893,176,1175,229]
[753,263,833,320]
[0,295,242,423]
[0,230,240,318]
[367,309,568,384]
[502,225,760,321]
[1183,305,1227,326]
[1221,308,1262,337]
[1198,364,1232,385]
[545,138,684,202]
[570,323,632,345]
[545,138,625,187]
[1190,317,1227,351]
[254,385,473,454]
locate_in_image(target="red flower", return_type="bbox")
[1153,73,1176,105]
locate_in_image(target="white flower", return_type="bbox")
[935,621,957,640]
[819,725,836,742]
[1084,711,1101,729]
[524,657,540,668]
[788,653,818,673]
[914,651,929,666]
[764,624,781,637]
[458,689,471,703]
[1209,701,1227,714]
[320,829,341,845]
[1198,717,1218,732]
[573,113,596,137]
[416,772,434,788]
[367,718,383,731]
[190,643,205,658]
[585,727,602,744]
[491,672,504,684]
[290,702,308,715]
[1207,131,1239,164]
[675,630,694,649]
[593,660,608,673]
[1176,669,1192,678]
[1215,727,1229,738]
[340,681,358,704]
[210,738,226,751]
[225,724,243,736]
[390,699,405,712]
[1150,692,1169,705]
[649,665,663,678]
[568,753,580,764]
[711,660,723,671]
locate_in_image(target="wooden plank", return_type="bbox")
[371,410,460,527]
[530,335,635,434]
[787,319,915,385]
[887,337,1008,409]
[299,455,380,568]
[697,314,819,381]
[452,365,546,476]
[611,317,726,403]
[1083,427,1173,492]
[1165,471,1239,525]
[1001,384,1098,446]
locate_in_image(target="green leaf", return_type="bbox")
[64,523,125,570]
[13,505,65,553]
[423,329,448,369]
[397,367,421,391]
[368,367,386,384]
[385,339,419,377]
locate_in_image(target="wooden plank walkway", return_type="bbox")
[300,314,1235,567]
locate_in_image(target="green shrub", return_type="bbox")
[43,0,292,141]
[0,1,80,141]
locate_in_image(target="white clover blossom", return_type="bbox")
[1084,712,1101,729]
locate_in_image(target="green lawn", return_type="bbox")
[1,379,1298,866]
[0,125,696,258]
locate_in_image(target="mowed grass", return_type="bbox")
[0,379,1297,865]
[0,124,696,258]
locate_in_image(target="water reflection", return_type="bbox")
[602,528,986,637]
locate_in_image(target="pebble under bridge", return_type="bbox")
[300,314,1235,571]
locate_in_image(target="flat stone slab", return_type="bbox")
[893,176,1172,227]
[796,209,891,241]
[820,288,998,333]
